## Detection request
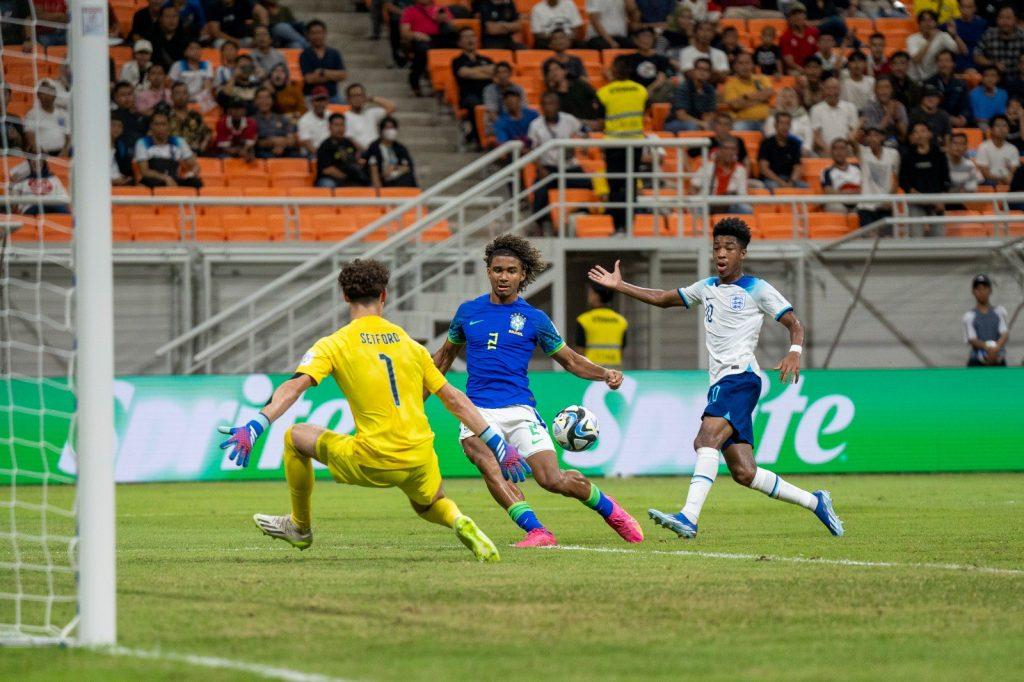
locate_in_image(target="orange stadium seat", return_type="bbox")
[197,186,248,218]
[566,49,601,67]
[152,186,198,215]
[420,219,453,242]
[575,214,614,238]
[194,215,227,241]
[225,172,270,189]
[718,18,747,33]
[224,158,267,175]
[112,218,133,242]
[548,188,596,230]
[266,158,311,175]
[131,214,180,241]
[633,213,671,237]
[757,213,800,239]
[807,212,853,239]
[747,19,786,38]
[601,49,636,67]
[314,213,358,241]
[225,213,271,241]
[874,17,915,33]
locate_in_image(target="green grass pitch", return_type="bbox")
[3,473,1024,680]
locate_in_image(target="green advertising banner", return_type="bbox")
[2,369,1022,484]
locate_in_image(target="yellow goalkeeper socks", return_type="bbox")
[283,428,313,533]
[417,497,461,528]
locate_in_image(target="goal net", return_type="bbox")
[1,4,114,645]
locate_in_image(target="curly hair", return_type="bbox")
[484,234,547,291]
[337,259,390,302]
[712,217,752,248]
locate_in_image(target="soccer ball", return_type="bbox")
[552,405,599,452]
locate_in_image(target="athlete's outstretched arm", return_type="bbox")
[550,346,623,390]
[774,311,805,384]
[588,259,685,309]
[432,338,462,375]
[434,383,531,482]
[218,374,314,467]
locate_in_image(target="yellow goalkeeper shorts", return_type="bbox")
[315,430,442,507]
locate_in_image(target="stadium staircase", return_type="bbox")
[289,0,482,189]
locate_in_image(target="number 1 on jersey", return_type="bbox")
[378,353,400,406]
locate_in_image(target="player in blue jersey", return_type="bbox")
[433,234,644,547]
[588,218,844,539]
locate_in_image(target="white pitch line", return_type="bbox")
[549,545,1024,576]
[99,646,352,682]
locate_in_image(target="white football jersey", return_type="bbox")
[677,275,793,385]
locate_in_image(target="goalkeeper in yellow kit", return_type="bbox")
[218,259,519,562]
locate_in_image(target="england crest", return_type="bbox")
[509,312,527,335]
[730,294,745,311]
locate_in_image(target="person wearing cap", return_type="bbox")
[214,98,258,161]
[910,84,952,147]
[780,3,821,74]
[23,80,69,156]
[120,40,155,88]
[963,275,1009,367]
[297,86,332,156]
[905,10,960,82]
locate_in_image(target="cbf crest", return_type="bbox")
[509,312,527,336]
[730,294,745,311]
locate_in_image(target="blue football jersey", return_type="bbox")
[447,295,566,408]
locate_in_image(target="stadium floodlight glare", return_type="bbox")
[0,3,116,646]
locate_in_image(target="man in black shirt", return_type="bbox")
[888,51,923,111]
[315,114,369,188]
[150,5,195,67]
[110,81,148,147]
[130,0,163,42]
[622,28,674,102]
[757,112,806,189]
[542,29,586,81]
[898,121,950,236]
[206,0,255,45]
[480,0,522,50]
[451,27,495,145]
[910,85,952,149]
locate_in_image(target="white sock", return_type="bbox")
[749,468,817,510]
[681,447,719,523]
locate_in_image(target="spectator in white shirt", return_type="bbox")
[527,92,590,233]
[975,114,1021,185]
[678,21,730,82]
[840,51,875,113]
[763,87,814,154]
[947,131,983,196]
[905,10,960,83]
[297,86,332,156]
[821,137,862,214]
[8,156,70,215]
[810,77,860,155]
[119,40,154,88]
[343,83,397,151]
[586,0,631,49]
[169,40,215,107]
[531,0,584,49]
[854,127,899,228]
[23,80,70,156]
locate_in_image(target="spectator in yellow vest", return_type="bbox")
[575,281,628,367]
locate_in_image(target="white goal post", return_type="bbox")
[71,2,116,646]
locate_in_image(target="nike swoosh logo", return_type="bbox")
[468,320,483,325]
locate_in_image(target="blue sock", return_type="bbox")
[508,501,544,532]
[584,484,615,519]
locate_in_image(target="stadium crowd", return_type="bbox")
[3,0,1024,238]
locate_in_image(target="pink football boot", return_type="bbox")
[603,497,644,543]
[514,528,558,548]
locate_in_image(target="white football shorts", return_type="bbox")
[458,404,555,457]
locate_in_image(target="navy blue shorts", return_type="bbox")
[702,372,762,449]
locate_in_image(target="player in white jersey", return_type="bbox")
[588,218,843,538]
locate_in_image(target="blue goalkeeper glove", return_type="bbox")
[217,413,270,468]
[480,426,531,483]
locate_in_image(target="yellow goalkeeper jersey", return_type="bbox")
[294,315,448,469]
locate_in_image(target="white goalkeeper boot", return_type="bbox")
[253,514,312,550]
